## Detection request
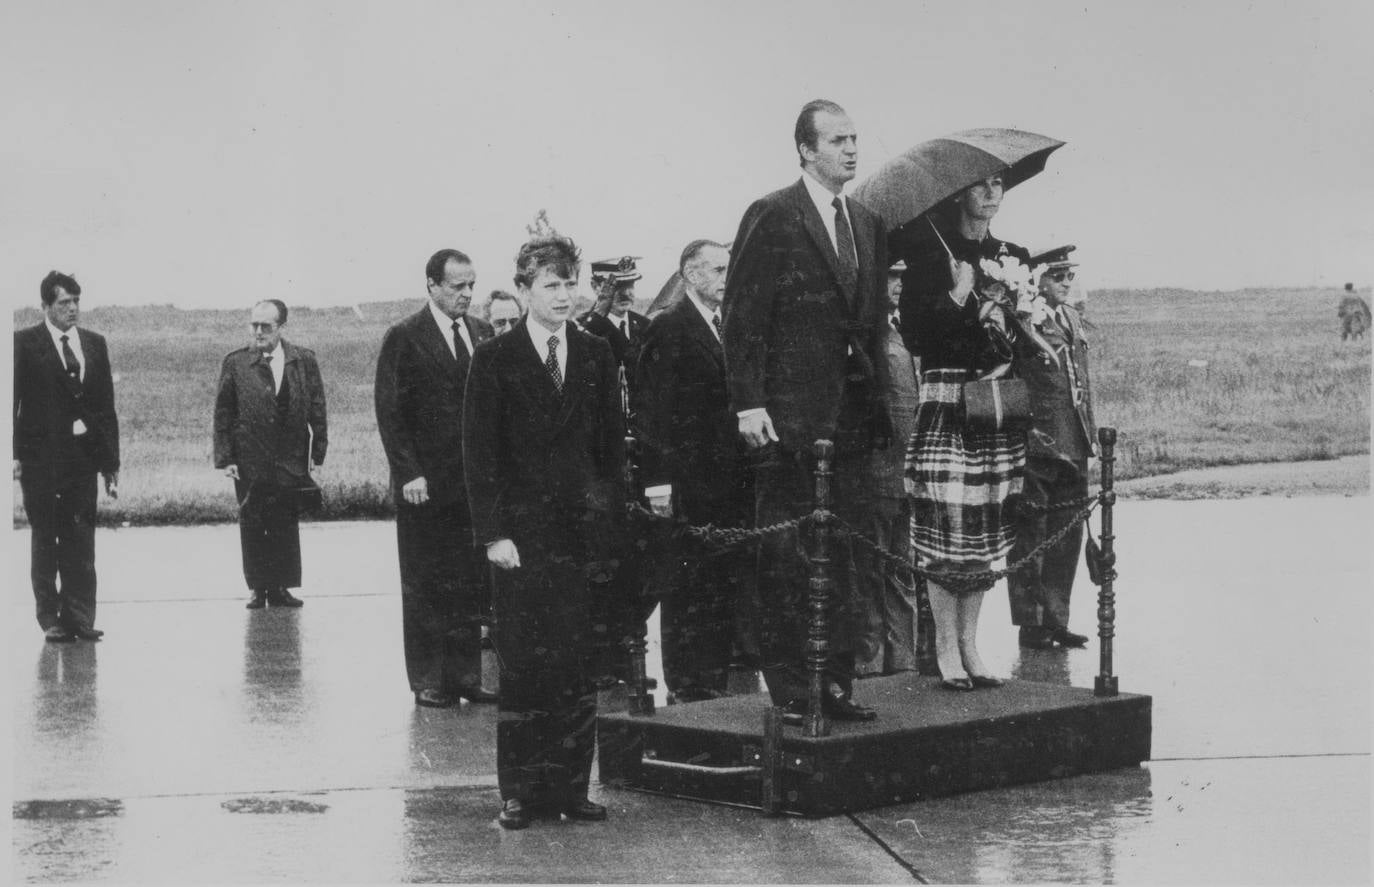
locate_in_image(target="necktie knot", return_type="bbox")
[711,312,723,339]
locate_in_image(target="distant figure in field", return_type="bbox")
[1338,283,1370,341]
[480,290,525,336]
[1008,246,1096,650]
[13,271,120,643]
[374,250,497,708]
[214,299,327,609]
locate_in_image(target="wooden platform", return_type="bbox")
[598,675,1151,817]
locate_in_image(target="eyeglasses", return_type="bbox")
[250,322,278,331]
[1047,271,1076,283]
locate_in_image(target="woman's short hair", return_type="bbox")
[513,235,581,289]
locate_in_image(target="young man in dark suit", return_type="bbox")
[1009,247,1097,650]
[213,299,327,609]
[722,99,891,723]
[463,234,625,830]
[633,239,750,702]
[13,271,120,642]
[375,249,497,708]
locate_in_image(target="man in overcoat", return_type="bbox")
[1009,246,1096,649]
[633,239,750,702]
[213,299,327,608]
[463,234,625,830]
[13,271,120,642]
[722,99,891,722]
[375,249,497,707]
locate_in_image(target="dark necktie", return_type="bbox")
[452,320,468,358]
[711,312,723,341]
[832,196,858,297]
[545,336,562,395]
[618,317,629,341]
[59,334,80,381]
[259,353,275,392]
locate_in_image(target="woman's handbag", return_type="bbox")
[962,377,1033,433]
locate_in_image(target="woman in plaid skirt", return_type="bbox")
[892,174,1029,691]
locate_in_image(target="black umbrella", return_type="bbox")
[851,128,1064,231]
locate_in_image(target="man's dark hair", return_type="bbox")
[426,249,473,287]
[793,99,846,167]
[489,289,523,309]
[40,270,80,306]
[679,239,726,275]
[255,299,289,325]
[514,235,581,289]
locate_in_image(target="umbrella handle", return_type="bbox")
[927,216,954,259]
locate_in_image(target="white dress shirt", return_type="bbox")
[263,342,285,393]
[45,318,85,381]
[428,300,474,358]
[801,169,851,256]
[526,320,568,380]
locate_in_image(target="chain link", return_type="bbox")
[628,495,1100,595]
[1014,494,1096,515]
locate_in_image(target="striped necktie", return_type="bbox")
[545,336,562,395]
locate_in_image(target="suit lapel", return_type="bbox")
[790,181,848,303]
[848,197,877,308]
[680,300,724,368]
[414,308,458,370]
[555,329,590,430]
[513,321,564,412]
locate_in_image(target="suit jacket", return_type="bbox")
[374,308,494,506]
[1016,306,1097,465]
[13,323,120,487]
[577,309,648,372]
[462,319,626,551]
[863,319,921,499]
[632,296,742,513]
[213,341,327,486]
[722,178,889,453]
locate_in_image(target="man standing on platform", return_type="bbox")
[634,239,750,702]
[13,271,120,643]
[577,256,648,376]
[855,260,929,676]
[464,234,624,830]
[375,249,498,707]
[722,99,891,723]
[214,299,327,609]
[1009,246,1096,650]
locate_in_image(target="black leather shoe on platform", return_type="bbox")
[563,799,607,821]
[825,697,878,721]
[941,677,975,691]
[71,626,104,641]
[457,687,498,704]
[44,626,76,643]
[1051,627,1090,648]
[267,588,304,608]
[246,589,268,610]
[1018,626,1054,649]
[414,689,456,708]
[498,799,530,830]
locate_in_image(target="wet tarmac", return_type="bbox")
[9,495,1371,883]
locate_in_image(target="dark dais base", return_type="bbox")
[598,675,1151,817]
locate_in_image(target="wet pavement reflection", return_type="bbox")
[9,495,1372,883]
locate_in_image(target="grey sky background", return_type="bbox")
[3,0,1371,309]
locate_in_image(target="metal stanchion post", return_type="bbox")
[1094,427,1119,697]
[805,440,834,738]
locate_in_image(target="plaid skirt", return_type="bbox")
[905,369,1026,572]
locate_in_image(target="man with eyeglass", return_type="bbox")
[1008,246,1097,650]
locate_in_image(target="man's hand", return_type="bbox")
[487,538,520,570]
[103,471,118,499]
[948,257,974,305]
[738,410,779,449]
[224,464,240,481]
[402,476,429,505]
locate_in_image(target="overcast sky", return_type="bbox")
[3,0,1371,309]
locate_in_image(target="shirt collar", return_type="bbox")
[684,289,719,327]
[264,342,285,363]
[45,318,77,342]
[526,319,567,352]
[802,170,845,218]
[428,299,463,335]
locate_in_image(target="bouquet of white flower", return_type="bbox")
[977,255,1058,365]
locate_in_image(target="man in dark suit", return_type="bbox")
[722,99,891,723]
[213,299,327,609]
[576,256,648,374]
[374,249,498,708]
[1010,246,1097,649]
[13,271,120,642]
[464,234,625,831]
[633,239,750,702]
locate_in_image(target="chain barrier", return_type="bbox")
[627,495,1100,595]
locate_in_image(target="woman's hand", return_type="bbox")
[948,257,974,305]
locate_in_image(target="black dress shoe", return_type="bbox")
[456,687,499,704]
[498,799,530,830]
[267,588,304,608]
[414,689,456,708]
[1051,627,1090,648]
[1018,626,1054,649]
[70,626,104,641]
[246,589,268,610]
[43,626,75,643]
[969,674,1004,688]
[563,798,607,821]
[825,696,878,721]
[941,677,975,691]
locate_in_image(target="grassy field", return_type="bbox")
[11,287,1370,526]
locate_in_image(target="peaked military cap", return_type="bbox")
[1029,244,1077,270]
[590,256,642,283]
